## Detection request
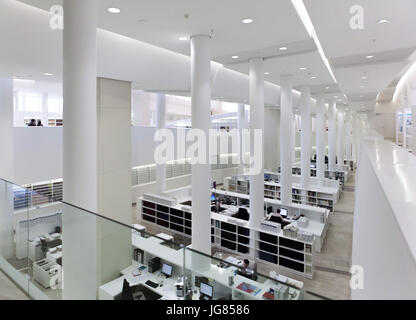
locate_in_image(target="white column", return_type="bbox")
[345,111,353,160]
[315,96,326,185]
[300,87,311,196]
[328,101,337,171]
[190,35,211,256]
[249,58,264,228]
[62,0,98,300]
[237,103,246,173]
[406,84,416,153]
[336,109,345,166]
[0,79,14,259]
[402,96,407,149]
[156,93,166,193]
[41,93,49,126]
[280,75,294,205]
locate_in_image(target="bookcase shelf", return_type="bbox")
[139,197,315,279]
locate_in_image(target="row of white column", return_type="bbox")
[0,0,359,297]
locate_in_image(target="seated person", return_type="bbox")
[237,259,257,280]
[268,209,291,228]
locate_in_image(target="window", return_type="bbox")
[48,96,63,114]
[17,92,42,112]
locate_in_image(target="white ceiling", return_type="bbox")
[19,0,310,58]
[304,0,416,111]
[13,0,416,113]
[17,0,336,94]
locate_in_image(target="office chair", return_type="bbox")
[40,239,48,254]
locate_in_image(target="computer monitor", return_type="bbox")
[280,208,288,218]
[200,282,213,298]
[211,194,216,201]
[161,263,173,277]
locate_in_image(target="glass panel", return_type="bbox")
[0,177,332,300]
[184,247,303,301]
[0,179,30,296]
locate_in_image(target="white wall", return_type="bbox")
[14,127,62,185]
[370,100,399,140]
[352,138,416,299]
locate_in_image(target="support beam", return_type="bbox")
[280,75,294,205]
[238,103,247,173]
[337,109,345,166]
[0,78,14,259]
[190,34,211,256]
[63,0,98,299]
[156,93,166,193]
[249,58,264,228]
[315,96,326,185]
[328,101,337,171]
[300,86,311,195]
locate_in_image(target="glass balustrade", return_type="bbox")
[0,177,328,300]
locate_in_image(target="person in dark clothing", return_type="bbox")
[37,120,44,127]
[28,119,36,126]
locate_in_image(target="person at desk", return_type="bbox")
[238,259,257,281]
[268,209,291,228]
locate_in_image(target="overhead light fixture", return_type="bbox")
[325,86,330,90]
[360,85,365,88]
[264,72,271,75]
[299,67,307,71]
[279,47,288,51]
[334,95,338,98]
[231,55,239,59]
[362,76,367,80]
[377,19,388,24]
[242,18,254,24]
[43,73,53,76]
[179,36,188,41]
[365,55,374,59]
[311,76,317,79]
[107,7,121,14]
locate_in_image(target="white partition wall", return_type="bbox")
[96,78,132,285]
[352,137,416,299]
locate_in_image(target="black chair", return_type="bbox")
[40,239,48,253]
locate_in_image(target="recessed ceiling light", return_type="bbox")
[362,76,367,80]
[311,76,317,79]
[360,85,365,88]
[334,95,338,98]
[299,67,307,71]
[231,55,239,59]
[325,86,330,90]
[43,73,53,76]
[242,18,254,24]
[264,72,271,75]
[279,47,288,51]
[107,7,121,14]
[179,36,188,41]
[377,19,388,24]
[365,55,374,59]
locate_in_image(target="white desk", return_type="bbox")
[99,262,183,300]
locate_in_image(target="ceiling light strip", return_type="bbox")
[291,0,337,84]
